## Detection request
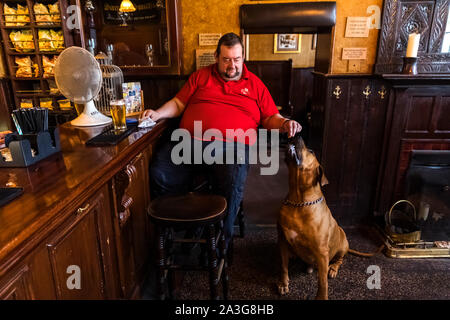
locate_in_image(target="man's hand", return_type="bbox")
[140,109,162,122]
[139,97,186,122]
[0,130,12,145]
[282,120,302,138]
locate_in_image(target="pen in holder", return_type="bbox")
[402,57,418,75]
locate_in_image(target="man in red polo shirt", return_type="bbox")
[141,33,302,247]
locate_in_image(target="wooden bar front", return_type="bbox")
[0,120,168,299]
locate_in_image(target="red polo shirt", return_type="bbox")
[176,63,279,145]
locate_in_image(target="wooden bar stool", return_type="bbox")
[149,192,229,300]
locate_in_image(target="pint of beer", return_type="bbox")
[110,100,127,131]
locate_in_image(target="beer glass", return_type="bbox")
[110,99,127,131]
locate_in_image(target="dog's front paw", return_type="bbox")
[277,282,289,295]
[328,265,339,278]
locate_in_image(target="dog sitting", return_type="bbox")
[277,134,381,300]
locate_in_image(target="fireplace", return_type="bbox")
[378,149,450,258]
[405,150,450,242]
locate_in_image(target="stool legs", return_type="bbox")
[218,220,229,300]
[207,223,220,300]
[156,226,167,300]
[154,221,229,300]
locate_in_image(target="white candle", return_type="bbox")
[406,33,420,57]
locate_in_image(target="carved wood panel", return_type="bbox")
[375,0,450,74]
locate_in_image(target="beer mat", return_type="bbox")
[85,124,138,146]
[0,187,23,207]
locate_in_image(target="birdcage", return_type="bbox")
[94,52,124,115]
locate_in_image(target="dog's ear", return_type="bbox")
[317,165,329,187]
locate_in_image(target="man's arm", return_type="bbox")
[261,113,302,138]
[140,97,186,121]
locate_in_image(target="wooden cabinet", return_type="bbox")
[45,184,114,299]
[0,121,168,299]
[0,184,116,300]
[310,73,389,224]
[0,168,154,300]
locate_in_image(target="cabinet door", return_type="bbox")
[45,186,111,299]
[0,266,32,300]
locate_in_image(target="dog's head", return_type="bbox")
[285,133,328,188]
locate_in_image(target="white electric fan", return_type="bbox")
[55,46,112,126]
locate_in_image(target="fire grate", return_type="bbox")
[375,224,450,258]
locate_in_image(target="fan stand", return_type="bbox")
[71,100,112,127]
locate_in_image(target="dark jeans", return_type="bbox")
[150,139,250,248]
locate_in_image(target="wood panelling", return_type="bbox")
[246,60,292,116]
[290,67,314,123]
[310,73,389,225]
[405,97,435,133]
[375,78,450,216]
[0,265,31,300]
[436,98,450,132]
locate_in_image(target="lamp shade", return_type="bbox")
[119,0,136,12]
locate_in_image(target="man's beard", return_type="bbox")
[222,67,241,79]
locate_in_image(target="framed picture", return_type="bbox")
[274,34,302,53]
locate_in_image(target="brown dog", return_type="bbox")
[277,134,350,300]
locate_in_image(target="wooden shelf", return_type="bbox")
[0,0,76,115]
[16,92,62,97]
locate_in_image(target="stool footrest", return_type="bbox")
[165,258,226,279]
[173,238,207,244]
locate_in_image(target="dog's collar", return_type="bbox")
[283,196,324,207]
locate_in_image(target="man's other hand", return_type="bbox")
[282,120,302,138]
[0,130,12,145]
[140,109,162,122]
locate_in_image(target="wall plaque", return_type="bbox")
[345,17,370,37]
[199,33,222,46]
[196,49,216,70]
[342,48,368,60]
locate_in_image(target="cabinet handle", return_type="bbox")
[77,204,90,215]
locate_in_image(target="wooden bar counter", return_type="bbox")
[0,120,168,299]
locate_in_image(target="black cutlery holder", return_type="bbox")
[0,127,61,167]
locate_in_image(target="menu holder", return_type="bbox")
[0,127,61,167]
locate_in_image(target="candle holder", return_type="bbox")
[402,57,418,75]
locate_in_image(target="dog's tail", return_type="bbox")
[348,245,385,258]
